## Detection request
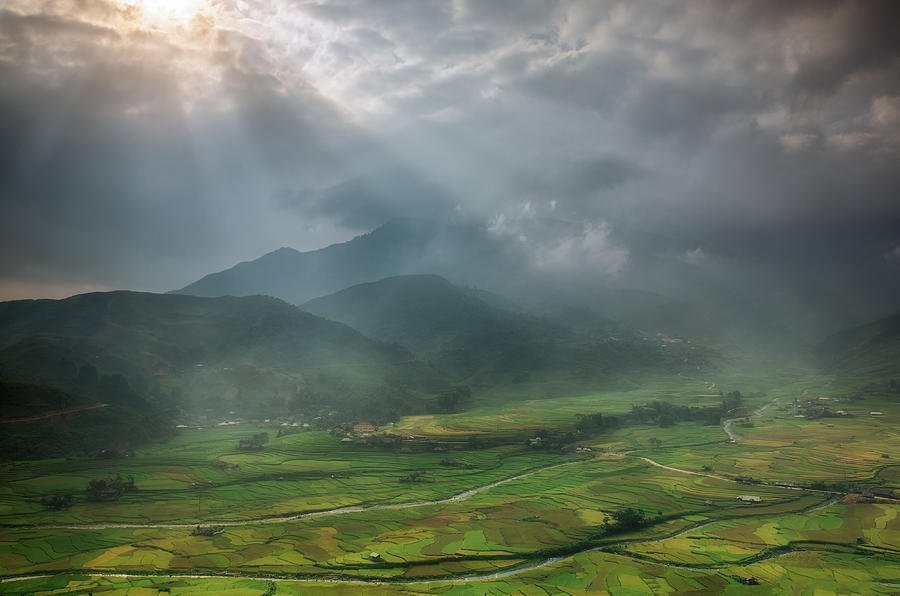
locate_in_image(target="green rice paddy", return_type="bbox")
[2,363,899,594]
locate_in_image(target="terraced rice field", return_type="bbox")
[2,367,899,594]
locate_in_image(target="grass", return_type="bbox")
[2,358,900,593]
[0,428,573,526]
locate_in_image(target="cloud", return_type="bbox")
[535,221,628,275]
[0,0,898,322]
[885,245,900,264]
[486,202,628,276]
[0,3,361,289]
[276,164,455,230]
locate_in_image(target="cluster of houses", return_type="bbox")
[783,393,889,421]
[335,423,377,444]
[782,395,857,420]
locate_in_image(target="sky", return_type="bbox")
[1,1,899,315]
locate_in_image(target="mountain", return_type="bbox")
[302,274,706,388]
[0,377,171,459]
[0,291,446,426]
[818,308,900,381]
[175,218,519,305]
[175,217,848,346]
[303,274,516,354]
[175,218,720,338]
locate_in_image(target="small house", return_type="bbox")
[870,412,884,417]
[737,495,761,503]
[369,552,382,561]
[354,424,376,434]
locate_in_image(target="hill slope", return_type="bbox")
[176,218,719,338]
[175,218,512,305]
[302,275,706,388]
[0,378,171,459]
[818,308,900,381]
[302,274,516,354]
[0,291,445,425]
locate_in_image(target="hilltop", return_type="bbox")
[0,291,447,427]
[174,218,513,305]
[302,274,709,389]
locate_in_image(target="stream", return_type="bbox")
[0,396,859,587]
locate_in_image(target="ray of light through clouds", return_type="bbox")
[0,0,899,328]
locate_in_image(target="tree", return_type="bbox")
[576,412,605,434]
[238,433,269,450]
[603,508,649,532]
[86,474,135,500]
[436,386,471,413]
[41,494,73,510]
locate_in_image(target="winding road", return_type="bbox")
[6,460,582,531]
[0,396,863,588]
[722,398,778,443]
[0,521,838,587]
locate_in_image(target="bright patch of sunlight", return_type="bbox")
[114,0,205,23]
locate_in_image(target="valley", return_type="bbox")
[4,1,899,592]
[2,342,899,594]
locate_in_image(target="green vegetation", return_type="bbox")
[0,291,455,456]
[302,274,706,388]
[818,307,900,381]
[1,287,900,593]
[1,353,899,595]
[0,377,173,460]
[86,474,136,501]
[238,432,270,451]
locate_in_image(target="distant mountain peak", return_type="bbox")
[172,218,492,305]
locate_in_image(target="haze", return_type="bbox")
[1,0,898,335]
[4,3,900,593]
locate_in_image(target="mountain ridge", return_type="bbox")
[301,274,709,388]
[818,308,900,381]
[174,218,444,304]
[0,290,447,426]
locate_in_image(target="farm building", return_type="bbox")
[870,412,884,416]
[737,495,761,503]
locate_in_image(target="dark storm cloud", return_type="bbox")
[0,4,364,292]
[276,165,455,230]
[0,0,898,322]
[718,0,900,98]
